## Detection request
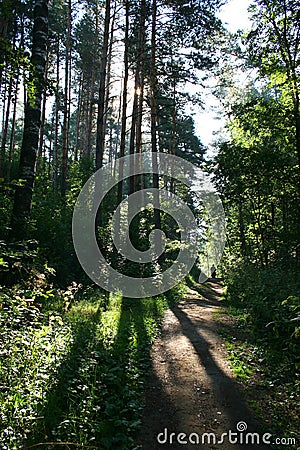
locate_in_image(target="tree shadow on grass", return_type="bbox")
[25,296,161,450]
[25,304,104,449]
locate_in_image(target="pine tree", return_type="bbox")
[10,0,49,240]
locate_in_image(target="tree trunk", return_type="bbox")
[75,73,83,161]
[37,88,47,169]
[0,0,10,91]
[103,2,116,149]
[10,0,49,240]
[128,0,146,195]
[1,82,6,129]
[20,15,27,107]
[95,0,111,170]
[170,71,177,193]
[53,37,60,192]
[117,0,129,205]
[134,36,145,193]
[0,74,13,179]
[7,72,19,181]
[86,66,95,158]
[61,0,72,196]
[128,82,138,195]
[150,0,161,236]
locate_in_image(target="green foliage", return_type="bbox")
[0,239,50,287]
[214,88,300,267]
[30,166,93,286]
[0,276,181,449]
[225,342,254,381]
[0,184,13,237]
[214,69,300,440]
[0,286,72,450]
[222,262,300,370]
[217,293,300,447]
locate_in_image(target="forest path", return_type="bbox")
[137,281,267,450]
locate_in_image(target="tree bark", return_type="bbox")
[150,0,161,236]
[0,0,10,91]
[61,0,72,196]
[7,72,19,181]
[53,37,60,192]
[85,0,100,159]
[134,40,145,193]
[37,87,47,169]
[86,65,95,158]
[10,0,49,240]
[0,74,13,179]
[95,0,111,170]
[103,2,116,151]
[117,0,129,206]
[128,0,146,195]
[75,73,83,161]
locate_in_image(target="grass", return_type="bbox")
[215,306,300,450]
[224,341,254,381]
[0,283,182,449]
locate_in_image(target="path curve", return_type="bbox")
[137,281,267,450]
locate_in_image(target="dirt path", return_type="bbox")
[137,281,267,450]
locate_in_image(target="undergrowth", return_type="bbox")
[216,263,300,450]
[0,277,183,449]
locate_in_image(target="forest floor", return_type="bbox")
[136,280,269,450]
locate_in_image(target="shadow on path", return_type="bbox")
[137,281,269,450]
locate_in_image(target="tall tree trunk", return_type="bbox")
[108,124,113,167]
[61,0,72,196]
[95,0,111,170]
[103,2,116,145]
[0,0,10,91]
[114,84,122,175]
[53,37,60,192]
[128,0,146,195]
[170,73,177,193]
[85,0,100,159]
[75,72,83,161]
[83,95,90,157]
[38,49,49,168]
[10,0,49,240]
[134,36,145,193]
[0,74,13,179]
[20,16,27,107]
[85,67,95,158]
[128,82,139,195]
[94,0,111,229]
[1,82,7,129]
[37,88,47,169]
[117,0,129,205]
[7,72,19,181]
[150,0,161,237]
[48,113,53,179]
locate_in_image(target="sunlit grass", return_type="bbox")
[0,285,178,449]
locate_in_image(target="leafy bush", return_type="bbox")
[0,281,179,449]
[0,288,72,449]
[222,262,300,370]
[0,240,54,287]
